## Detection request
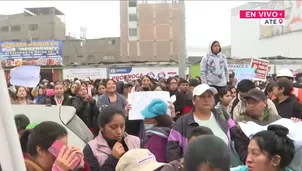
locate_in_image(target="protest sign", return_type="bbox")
[238,118,302,147]
[10,66,40,88]
[234,68,255,87]
[128,91,170,120]
[250,58,269,81]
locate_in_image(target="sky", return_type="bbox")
[0,1,255,47]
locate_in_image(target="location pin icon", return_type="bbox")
[279,19,283,24]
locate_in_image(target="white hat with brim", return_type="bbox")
[193,84,218,96]
[116,149,168,171]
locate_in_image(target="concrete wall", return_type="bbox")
[231,2,302,58]
[0,14,65,41]
[62,37,120,65]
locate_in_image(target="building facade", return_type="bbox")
[62,37,121,65]
[0,7,66,41]
[231,1,302,58]
[120,0,185,62]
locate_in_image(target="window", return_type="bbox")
[77,55,84,58]
[11,25,20,32]
[0,26,9,32]
[129,28,137,37]
[11,39,20,42]
[128,0,137,7]
[108,39,116,45]
[129,14,137,21]
[28,24,39,31]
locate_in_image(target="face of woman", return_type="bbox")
[70,84,78,94]
[17,87,27,98]
[246,139,278,171]
[220,91,233,106]
[231,88,237,99]
[102,114,125,141]
[38,88,44,95]
[106,80,116,93]
[169,79,178,90]
[54,84,64,97]
[142,77,151,88]
[37,136,68,170]
[77,86,88,98]
[98,85,106,95]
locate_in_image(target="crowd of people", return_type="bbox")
[3,41,302,171]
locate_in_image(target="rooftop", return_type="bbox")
[24,7,64,16]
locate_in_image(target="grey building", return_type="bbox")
[62,37,121,65]
[0,7,66,41]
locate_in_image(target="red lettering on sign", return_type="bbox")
[112,73,143,81]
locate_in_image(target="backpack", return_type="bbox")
[230,97,240,119]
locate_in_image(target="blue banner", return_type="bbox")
[0,40,62,67]
[109,67,133,74]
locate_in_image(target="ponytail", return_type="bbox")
[19,130,31,153]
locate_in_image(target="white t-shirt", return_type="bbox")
[194,112,229,145]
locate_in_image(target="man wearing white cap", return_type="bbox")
[276,69,302,104]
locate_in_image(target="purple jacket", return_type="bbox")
[144,127,171,162]
[88,132,140,167]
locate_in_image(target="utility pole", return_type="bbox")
[178,0,186,78]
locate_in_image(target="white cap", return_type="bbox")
[276,69,294,78]
[193,84,218,96]
[116,149,167,171]
[84,77,90,82]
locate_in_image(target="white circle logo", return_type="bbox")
[110,69,116,74]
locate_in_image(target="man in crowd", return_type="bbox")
[228,79,278,120]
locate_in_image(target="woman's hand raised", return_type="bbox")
[54,146,78,171]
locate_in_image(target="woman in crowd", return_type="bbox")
[34,86,46,104]
[229,85,237,100]
[20,121,89,171]
[97,79,128,110]
[141,99,175,162]
[93,82,106,103]
[167,77,178,96]
[39,82,71,106]
[70,85,97,129]
[166,84,241,166]
[11,86,34,104]
[141,75,153,91]
[231,125,295,171]
[215,87,233,112]
[83,105,140,171]
[67,82,79,98]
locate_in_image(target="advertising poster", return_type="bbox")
[109,67,179,81]
[260,0,302,38]
[250,58,270,81]
[0,40,63,67]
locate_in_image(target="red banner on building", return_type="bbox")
[250,58,269,81]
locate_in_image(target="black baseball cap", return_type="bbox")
[244,88,267,101]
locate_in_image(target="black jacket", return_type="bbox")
[70,96,98,128]
[39,95,71,106]
[273,95,302,119]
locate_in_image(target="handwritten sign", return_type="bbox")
[10,65,40,87]
[239,118,302,147]
[128,91,170,120]
[234,68,255,87]
[250,58,269,81]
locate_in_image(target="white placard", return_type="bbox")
[238,118,302,147]
[128,91,170,120]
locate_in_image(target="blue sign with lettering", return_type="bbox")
[109,67,133,74]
